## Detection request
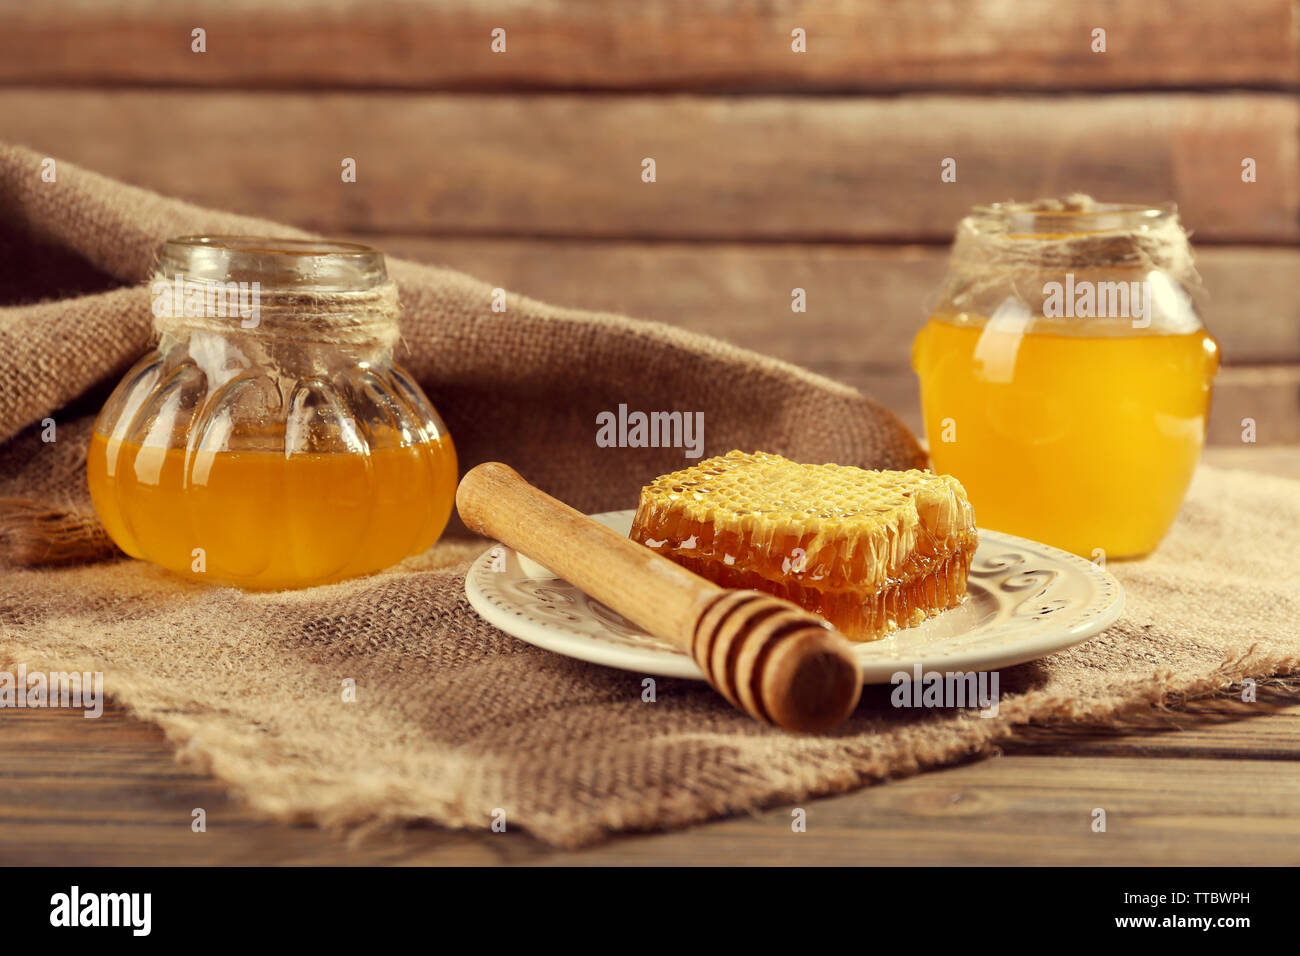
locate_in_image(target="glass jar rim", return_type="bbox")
[159,236,388,291]
[965,201,1176,236]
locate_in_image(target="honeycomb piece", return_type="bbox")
[629,450,978,641]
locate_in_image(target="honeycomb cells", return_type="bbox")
[629,450,978,641]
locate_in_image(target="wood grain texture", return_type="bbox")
[0,0,1294,91]
[3,700,1299,866]
[1211,365,1300,444]
[377,237,1300,445]
[1,89,1295,242]
[532,753,1300,866]
[378,237,1300,365]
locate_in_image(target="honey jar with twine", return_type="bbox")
[912,196,1220,559]
[87,237,459,588]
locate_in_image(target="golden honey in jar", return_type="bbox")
[88,237,458,589]
[911,200,1219,559]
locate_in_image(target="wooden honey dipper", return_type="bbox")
[456,462,863,733]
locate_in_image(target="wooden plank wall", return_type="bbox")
[0,0,1296,443]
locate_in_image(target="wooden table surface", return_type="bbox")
[3,446,1298,866]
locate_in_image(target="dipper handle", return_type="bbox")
[456,462,862,732]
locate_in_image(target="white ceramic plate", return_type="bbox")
[464,510,1125,683]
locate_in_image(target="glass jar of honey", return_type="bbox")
[911,198,1219,559]
[88,237,458,589]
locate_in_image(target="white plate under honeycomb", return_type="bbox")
[464,510,1125,683]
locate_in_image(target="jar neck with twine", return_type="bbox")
[151,236,402,355]
[937,195,1202,329]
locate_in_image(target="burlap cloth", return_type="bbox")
[1,144,1297,848]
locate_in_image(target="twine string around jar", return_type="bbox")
[946,194,1202,313]
[150,273,402,350]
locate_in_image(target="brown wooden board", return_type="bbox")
[0,0,1294,92]
[376,238,1300,366]
[1,90,1295,242]
[3,699,1299,865]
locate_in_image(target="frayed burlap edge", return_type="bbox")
[0,497,119,565]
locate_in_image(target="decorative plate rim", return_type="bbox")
[464,510,1126,683]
